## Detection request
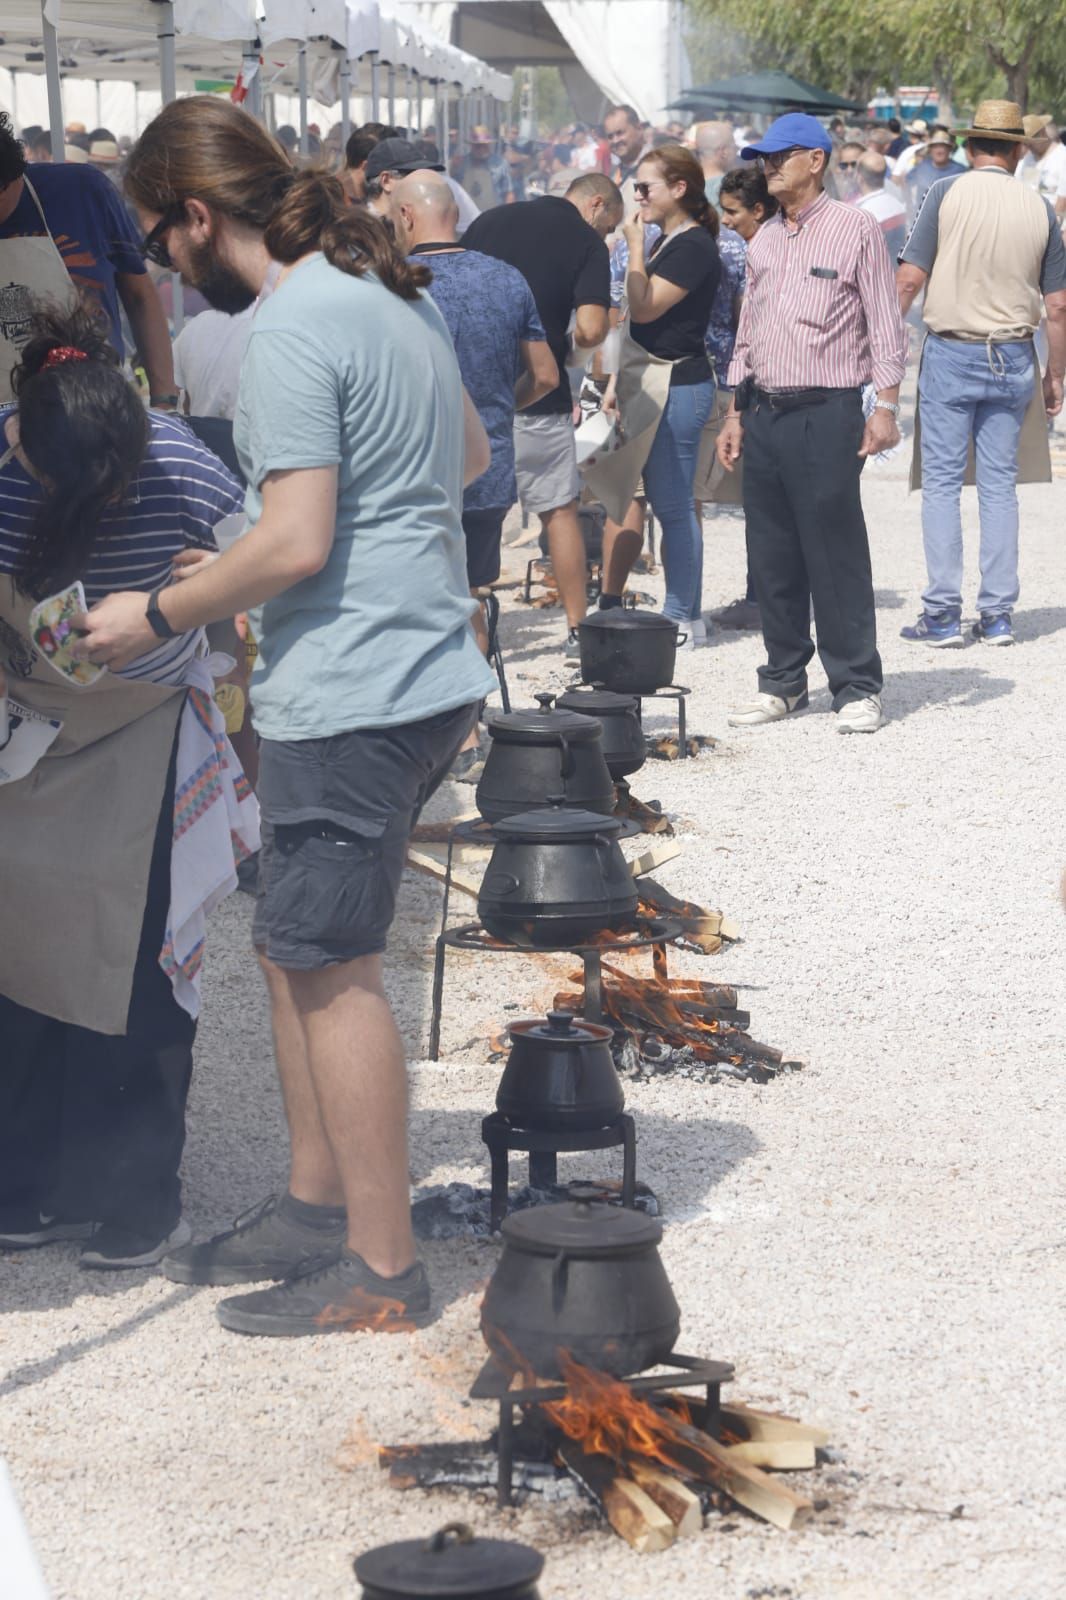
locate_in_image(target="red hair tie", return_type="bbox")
[43,346,89,369]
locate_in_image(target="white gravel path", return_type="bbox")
[3,450,1066,1600]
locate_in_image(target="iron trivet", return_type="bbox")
[427,914,685,1059]
[480,1110,636,1233]
[565,679,695,759]
[470,1353,736,1508]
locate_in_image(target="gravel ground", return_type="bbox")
[4,441,1066,1600]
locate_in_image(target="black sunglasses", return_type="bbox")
[758,146,809,171]
[142,201,186,269]
[838,160,859,170]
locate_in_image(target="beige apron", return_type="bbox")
[580,329,676,523]
[0,567,184,1034]
[0,179,79,403]
[693,387,744,506]
[909,334,1051,492]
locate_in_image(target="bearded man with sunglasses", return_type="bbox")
[716,113,908,735]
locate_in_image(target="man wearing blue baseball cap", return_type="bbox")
[716,112,908,734]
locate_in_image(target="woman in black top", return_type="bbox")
[623,144,720,631]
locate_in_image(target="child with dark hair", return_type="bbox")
[0,297,256,1269]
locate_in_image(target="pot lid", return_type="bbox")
[509,1009,614,1046]
[501,1190,663,1255]
[491,798,624,841]
[556,687,639,717]
[579,609,679,633]
[355,1523,543,1598]
[486,692,601,745]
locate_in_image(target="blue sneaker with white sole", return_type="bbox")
[971,613,1014,646]
[900,611,965,647]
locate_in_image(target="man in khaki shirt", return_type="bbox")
[897,100,1066,647]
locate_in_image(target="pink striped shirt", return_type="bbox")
[726,190,908,391]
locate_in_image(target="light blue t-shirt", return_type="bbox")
[234,253,495,739]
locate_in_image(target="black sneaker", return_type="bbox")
[0,1212,96,1250]
[162,1192,347,1286]
[80,1218,192,1271]
[216,1249,432,1337]
[236,850,260,896]
[709,596,761,631]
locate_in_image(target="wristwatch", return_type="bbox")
[146,585,177,640]
[873,399,901,417]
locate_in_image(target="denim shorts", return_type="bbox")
[252,702,478,969]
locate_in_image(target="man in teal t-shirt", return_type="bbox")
[81,99,495,1339]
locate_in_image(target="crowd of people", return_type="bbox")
[0,82,1063,1332]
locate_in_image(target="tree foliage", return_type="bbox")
[688,0,1066,114]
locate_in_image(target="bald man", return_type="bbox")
[855,151,907,258]
[393,173,557,713]
[693,120,736,209]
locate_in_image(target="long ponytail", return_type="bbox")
[263,169,430,300]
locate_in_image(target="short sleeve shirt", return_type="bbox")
[0,408,243,684]
[704,228,747,385]
[0,164,147,355]
[630,226,721,367]
[411,246,546,510]
[463,196,610,415]
[233,254,494,740]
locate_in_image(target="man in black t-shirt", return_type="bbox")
[464,173,621,656]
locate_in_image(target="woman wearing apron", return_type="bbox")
[0,300,255,1269]
[583,145,720,634]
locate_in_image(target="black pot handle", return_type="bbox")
[675,631,688,647]
[481,871,520,897]
[558,732,575,780]
[551,1249,568,1313]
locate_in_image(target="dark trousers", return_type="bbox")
[742,389,882,708]
[0,755,195,1234]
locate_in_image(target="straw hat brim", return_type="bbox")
[957,101,1026,142]
[957,125,1026,143]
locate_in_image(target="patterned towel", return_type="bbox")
[160,651,260,1018]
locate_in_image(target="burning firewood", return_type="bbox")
[558,1442,678,1552]
[646,733,718,761]
[628,1462,703,1535]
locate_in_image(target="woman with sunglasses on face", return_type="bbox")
[618,144,720,634]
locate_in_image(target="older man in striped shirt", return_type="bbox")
[717,114,908,734]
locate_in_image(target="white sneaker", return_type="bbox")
[727,690,808,727]
[835,695,883,734]
[689,618,708,647]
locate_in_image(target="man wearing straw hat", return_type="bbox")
[1016,114,1066,212]
[897,100,1066,647]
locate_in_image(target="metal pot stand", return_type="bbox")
[566,676,693,758]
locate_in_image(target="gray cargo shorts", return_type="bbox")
[252,702,478,970]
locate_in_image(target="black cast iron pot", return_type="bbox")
[355,1522,543,1600]
[496,1010,625,1132]
[476,693,615,824]
[477,799,637,949]
[577,609,683,696]
[555,686,646,780]
[480,1192,681,1379]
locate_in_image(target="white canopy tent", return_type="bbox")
[398,0,689,126]
[0,0,512,147]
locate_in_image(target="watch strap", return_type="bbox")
[146,585,177,640]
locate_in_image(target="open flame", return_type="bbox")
[543,1351,706,1471]
[314,1287,419,1333]
[553,957,764,1068]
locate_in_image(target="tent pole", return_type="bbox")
[413,70,421,135]
[41,2,65,161]
[9,71,17,134]
[157,2,182,334]
[339,51,352,149]
[387,65,395,126]
[369,52,379,121]
[404,66,412,134]
[298,46,309,156]
[243,40,263,121]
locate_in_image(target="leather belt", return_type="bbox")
[752,385,858,412]
[935,330,1033,344]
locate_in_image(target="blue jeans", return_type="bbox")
[642,378,715,621]
[918,333,1035,617]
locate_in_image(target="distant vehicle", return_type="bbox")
[868,87,941,124]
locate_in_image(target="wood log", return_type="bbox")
[723,1439,817,1471]
[628,1462,703,1535]
[632,1419,813,1531]
[720,1401,830,1448]
[627,840,682,878]
[559,1443,675,1552]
